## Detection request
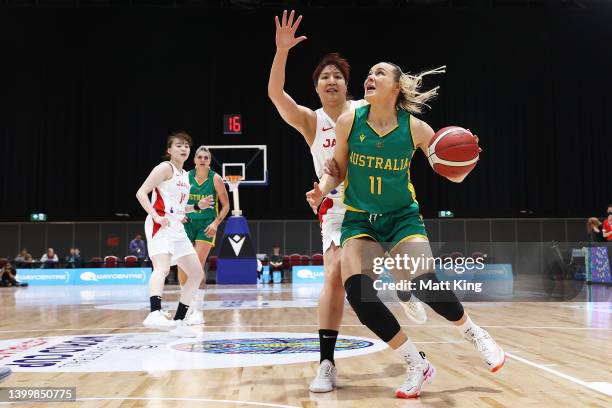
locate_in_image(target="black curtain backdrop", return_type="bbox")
[1,7,611,221]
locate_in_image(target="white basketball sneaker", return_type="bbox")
[143,310,178,329]
[169,320,199,338]
[184,308,205,325]
[309,360,337,393]
[395,353,436,399]
[399,295,428,324]
[465,328,506,372]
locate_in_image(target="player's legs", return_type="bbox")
[143,253,177,329]
[174,253,204,314]
[310,243,344,393]
[343,209,427,324]
[318,244,344,333]
[341,237,435,398]
[184,240,212,325]
[149,253,172,298]
[177,219,199,287]
[177,268,187,287]
[378,207,428,323]
[391,237,505,372]
[178,218,212,287]
[318,214,345,335]
[194,240,213,289]
[168,252,204,337]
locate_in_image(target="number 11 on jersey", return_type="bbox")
[369,176,382,195]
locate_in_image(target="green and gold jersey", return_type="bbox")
[343,105,417,214]
[187,169,218,220]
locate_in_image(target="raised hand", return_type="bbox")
[274,10,307,51]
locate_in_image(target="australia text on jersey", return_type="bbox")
[349,152,411,172]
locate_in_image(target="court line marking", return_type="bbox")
[1,324,610,334]
[78,397,300,407]
[0,397,300,407]
[506,352,612,398]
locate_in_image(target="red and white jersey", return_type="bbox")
[149,162,191,239]
[310,100,364,206]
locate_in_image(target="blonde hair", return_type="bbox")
[386,63,446,113]
[195,146,211,156]
[587,217,601,233]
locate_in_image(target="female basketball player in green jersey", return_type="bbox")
[269,11,427,393]
[178,146,230,325]
[307,62,505,398]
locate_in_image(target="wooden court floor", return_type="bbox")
[0,284,610,408]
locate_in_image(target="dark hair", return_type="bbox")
[163,131,192,160]
[312,53,350,88]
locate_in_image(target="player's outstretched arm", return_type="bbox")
[412,116,472,183]
[268,10,317,145]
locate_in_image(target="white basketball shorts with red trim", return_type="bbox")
[318,197,346,253]
[145,215,196,265]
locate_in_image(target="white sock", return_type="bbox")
[456,315,480,337]
[394,339,424,366]
[192,289,205,311]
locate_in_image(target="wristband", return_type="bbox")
[194,203,201,211]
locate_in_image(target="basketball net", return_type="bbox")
[225,175,243,216]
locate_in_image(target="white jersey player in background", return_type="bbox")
[136,132,214,338]
[268,10,426,393]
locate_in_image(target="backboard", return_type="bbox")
[204,145,268,186]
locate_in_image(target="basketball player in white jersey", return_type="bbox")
[136,132,214,337]
[268,10,427,392]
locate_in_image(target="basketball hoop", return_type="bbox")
[226,174,243,186]
[224,175,244,216]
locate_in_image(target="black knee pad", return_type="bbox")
[411,272,465,322]
[344,274,401,342]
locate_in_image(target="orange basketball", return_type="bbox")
[427,126,480,178]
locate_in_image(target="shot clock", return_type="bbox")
[224,114,242,135]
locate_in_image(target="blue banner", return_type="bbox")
[291,265,325,284]
[17,268,152,286]
[435,263,513,299]
[15,269,73,286]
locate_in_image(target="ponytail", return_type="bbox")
[387,63,446,113]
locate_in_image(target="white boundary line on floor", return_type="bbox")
[506,352,612,398]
